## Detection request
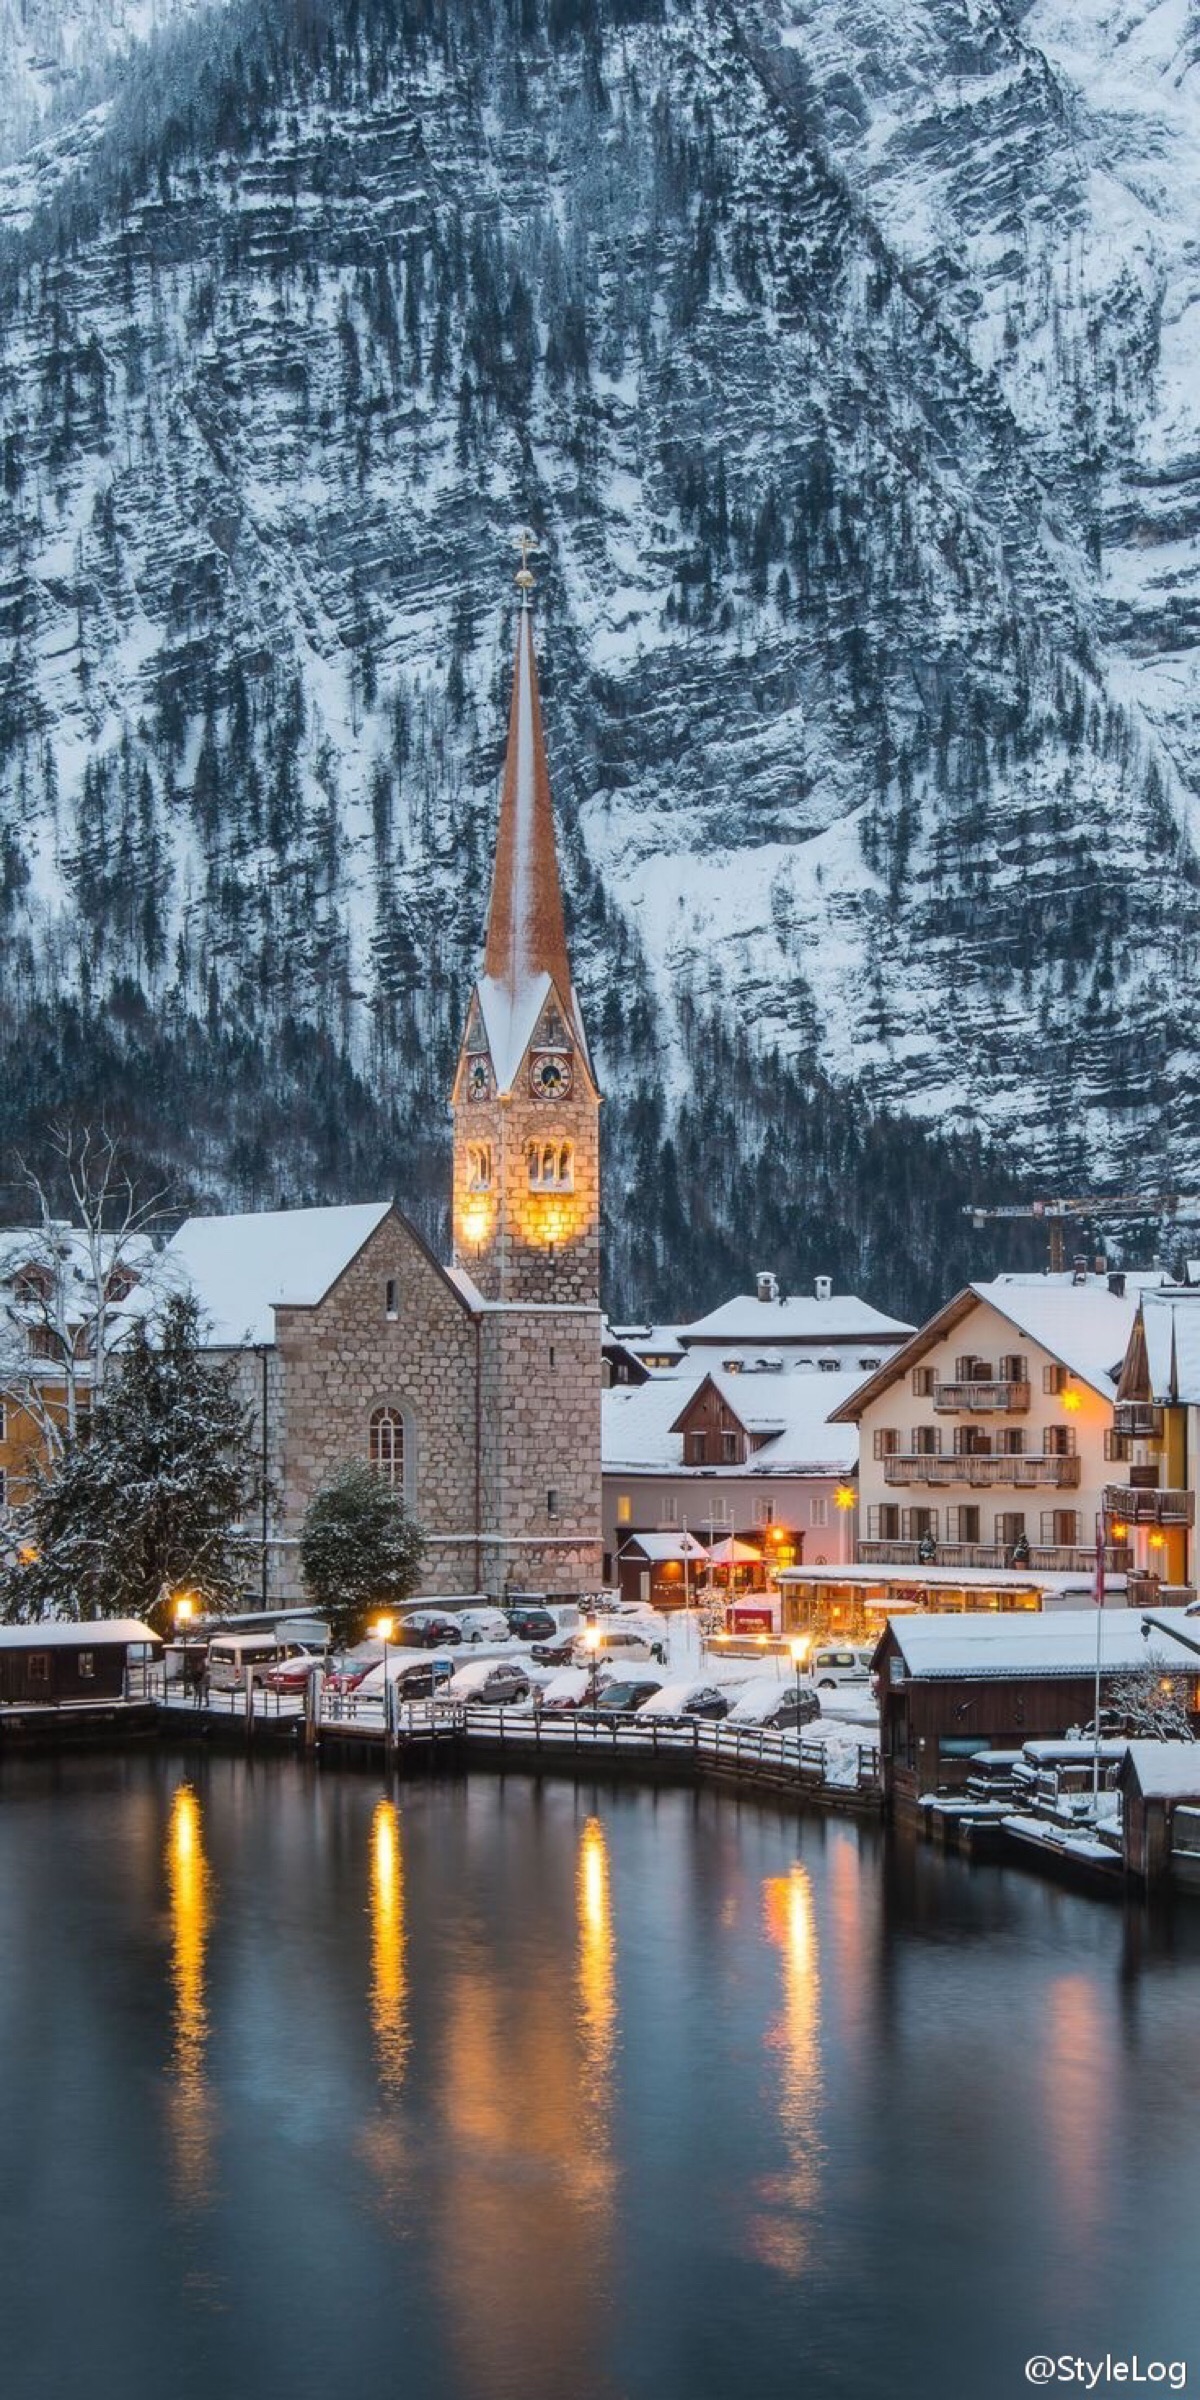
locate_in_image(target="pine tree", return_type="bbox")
[299,1461,426,1648]
[1,1293,257,1624]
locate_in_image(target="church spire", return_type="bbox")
[481,542,574,1025]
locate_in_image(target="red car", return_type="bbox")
[264,1650,323,1695]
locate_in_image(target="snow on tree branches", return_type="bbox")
[300,1461,426,1648]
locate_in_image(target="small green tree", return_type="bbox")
[1,1292,257,1624]
[300,1461,426,1647]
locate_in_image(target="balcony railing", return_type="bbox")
[1103,1484,1195,1527]
[882,1455,1081,1489]
[1126,1574,1198,1610]
[933,1380,1030,1414]
[857,1540,1133,1574]
[1113,1402,1164,1439]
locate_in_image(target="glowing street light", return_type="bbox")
[789,1635,810,1763]
[373,1616,395,1731]
[583,1622,603,1709]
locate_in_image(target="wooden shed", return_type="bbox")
[1117,1743,1200,1885]
[0,1619,160,1707]
[873,1608,1200,1821]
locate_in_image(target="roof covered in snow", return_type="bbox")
[679,1290,912,1346]
[0,1618,159,1647]
[833,1272,1163,1419]
[167,1203,393,1347]
[603,1364,865,1478]
[882,1607,1200,1681]
[1137,1290,1200,1405]
[617,1530,707,1561]
[1119,1740,1200,1799]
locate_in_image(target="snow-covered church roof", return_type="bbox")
[167,1203,393,1347]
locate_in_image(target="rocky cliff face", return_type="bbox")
[0,0,1197,1311]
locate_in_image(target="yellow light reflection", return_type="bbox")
[1043,1975,1109,2247]
[369,1799,408,2092]
[750,1864,823,2276]
[577,1816,616,2108]
[165,1782,214,2209]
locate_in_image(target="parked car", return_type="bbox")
[590,1676,663,1716]
[640,1679,730,1722]
[445,1657,532,1707]
[571,1627,664,1669]
[355,1655,456,1703]
[505,1606,557,1643]
[531,1633,578,1668]
[264,1649,323,1695]
[207,1634,299,1692]
[326,1650,381,1695]
[726,1677,821,1730]
[457,1607,511,1645]
[808,1646,872,1691]
[397,1611,463,1648]
[538,1666,604,1712]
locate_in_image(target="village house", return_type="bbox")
[872,1609,1200,1821]
[832,1270,1174,1598]
[1110,1284,1200,1602]
[602,1358,864,1599]
[611,1274,912,1379]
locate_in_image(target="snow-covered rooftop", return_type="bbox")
[679,1290,912,1346]
[0,1619,158,1648]
[1139,1290,1200,1406]
[977,1272,1163,1396]
[167,1202,393,1347]
[885,1607,1199,1681]
[603,1364,865,1477]
[617,1530,707,1561]
[1119,1740,1200,1800]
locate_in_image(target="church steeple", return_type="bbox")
[451,540,599,1306]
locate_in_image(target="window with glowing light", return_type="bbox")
[369,1406,405,1490]
[526,1140,574,1191]
[465,1143,493,1192]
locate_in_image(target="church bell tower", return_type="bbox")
[451,542,600,1308]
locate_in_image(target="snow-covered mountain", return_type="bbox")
[1,0,1198,1310]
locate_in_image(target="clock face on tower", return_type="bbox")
[529,1051,573,1101]
[466,1057,493,1103]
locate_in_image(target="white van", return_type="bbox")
[807,1645,873,1691]
[207,1634,293,1692]
[572,1626,665,1668]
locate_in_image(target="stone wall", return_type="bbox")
[478,1302,604,1596]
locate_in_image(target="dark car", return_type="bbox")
[505,1607,557,1643]
[392,1657,456,1700]
[590,1677,662,1716]
[397,1612,464,1648]
[531,1634,577,1667]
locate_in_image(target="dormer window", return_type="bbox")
[527,1140,573,1191]
[466,1143,493,1192]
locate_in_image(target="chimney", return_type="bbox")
[756,1271,779,1304]
[814,1274,832,1303]
[1107,1271,1126,1299]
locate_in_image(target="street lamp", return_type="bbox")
[373,1616,394,1706]
[583,1623,603,1710]
[789,1635,810,1727]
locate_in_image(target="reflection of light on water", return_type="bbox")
[750,1864,823,2276]
[166,1783,214,2209]
[1044,1976,1109,2244]
[370,1800,408,2091]
[577,1817,616,2110]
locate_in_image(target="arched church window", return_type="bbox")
[369,1406,404,1490]
[526,1139,574,1191]
[466,1142,492,1192]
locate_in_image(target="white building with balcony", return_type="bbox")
[831,1271,1174,1586]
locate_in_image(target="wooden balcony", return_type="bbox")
[933,1380,1030,1414]
[882,1455,1081,1489]
[1103,1483,1195,1527]
[858,1540,1133,1574]
[1113,1401,1164,1439]
[1126,1574,1198,1610]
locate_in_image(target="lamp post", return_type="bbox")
[173,1593,196,1704]
[789,1635,810,1774]
[583,1623,603,1711]
[373,1616,394,1753]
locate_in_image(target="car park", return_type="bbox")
[445,1657,532,1707]
[640,1679,730,1721]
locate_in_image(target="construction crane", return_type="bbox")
[964,1196,1200,1275]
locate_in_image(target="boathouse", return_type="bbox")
[0,1620,160,1706]
[874,1609,1200,1819]
[1117,1743,1200,1885]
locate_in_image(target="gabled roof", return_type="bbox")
[1130,1290,1200,1406]
[166,1202,395,1346]
[881,1607,1198,1681]
[1118,1740,1200,1800]
[603,1364,864,1477]
[618,1531,707,1562]
[831,1273,1158,1421]
[0,1619,158,1648]
[679,1291,912,1346]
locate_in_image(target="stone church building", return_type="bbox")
[167,574,604,1602]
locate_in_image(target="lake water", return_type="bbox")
[3,1751,1199,2400]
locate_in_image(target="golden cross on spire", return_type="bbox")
[513,527,541,607]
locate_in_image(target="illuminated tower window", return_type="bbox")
[466,1142,493,1192]
[527,1140,574,1191]
[369,1406,404,1489]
